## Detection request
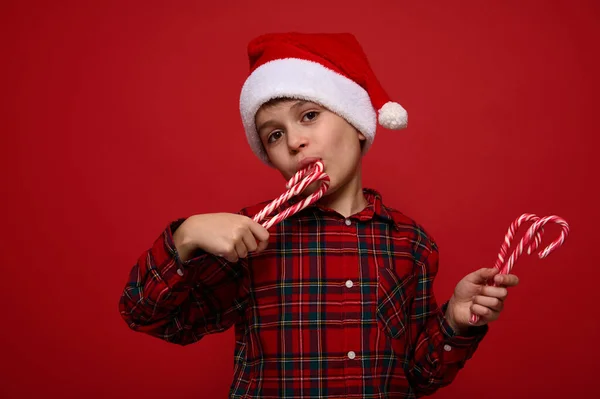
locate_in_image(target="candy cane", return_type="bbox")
[469,213,569,324]
[253,161,330,230]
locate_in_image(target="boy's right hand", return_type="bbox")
[173,213,270,263]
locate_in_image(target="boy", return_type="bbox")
[119,32,519,398]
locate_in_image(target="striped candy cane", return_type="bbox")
[253,161,330,230]
[469,213,570,324]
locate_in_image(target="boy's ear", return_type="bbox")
[358,132,366,150]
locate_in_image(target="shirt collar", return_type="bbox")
[282,187,398,227]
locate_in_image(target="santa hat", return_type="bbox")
[239,32,407,165]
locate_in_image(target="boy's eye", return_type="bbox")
[268,130,283,143]
[302,111,318,121]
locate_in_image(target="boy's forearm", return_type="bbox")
[405,302,487,395]
[118,221,202,333]
[403,245,487,394]
[119,219,246,344]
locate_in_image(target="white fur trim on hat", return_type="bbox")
[239,58,377,165]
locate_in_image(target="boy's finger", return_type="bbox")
[473,295,504,312]
[235,240,248,259]
[468,267,499,284]
[470,304,499,322]
[480,285,508,301]
[242,230,258,253]
[256,238,270,252]
[494,273,519,287]
[223,249,239,263]
[248,219,270,243]
[470,303,492,318]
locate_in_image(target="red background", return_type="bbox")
[3,0,599,398]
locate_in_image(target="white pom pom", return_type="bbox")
[378,101,407,129]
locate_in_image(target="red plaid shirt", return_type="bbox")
[119,188,487,398]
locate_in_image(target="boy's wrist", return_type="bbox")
[172,218,199,262]
[445,296,469,335]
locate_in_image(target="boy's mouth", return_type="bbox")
[297,157,322,172]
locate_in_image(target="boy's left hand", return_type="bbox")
[445,267,520,334]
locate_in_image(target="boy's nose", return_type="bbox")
[286,129,309,153]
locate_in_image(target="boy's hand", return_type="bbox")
[445,268,520,334]
[173,213,270,263]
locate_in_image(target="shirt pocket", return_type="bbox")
[376,267,416,340]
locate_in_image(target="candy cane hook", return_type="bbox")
[253,161,330,230]
[469,213,569,324]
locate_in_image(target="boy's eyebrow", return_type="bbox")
[257,119,278,135]
[290,100,309,110]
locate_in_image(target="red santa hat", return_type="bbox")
[239,32,408,165]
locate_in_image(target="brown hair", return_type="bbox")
[260,97,298,110]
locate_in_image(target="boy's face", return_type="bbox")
[255,99,366,196]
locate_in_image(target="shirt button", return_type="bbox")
[176,268,184,276]
[443,344,452,352]
[344,218,351,226]
[345,280,354,288]
[347,351,356,359]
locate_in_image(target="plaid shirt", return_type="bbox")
[119,188,487,398]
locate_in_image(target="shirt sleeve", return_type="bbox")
[404,237,488,396]
[118,218,248,345]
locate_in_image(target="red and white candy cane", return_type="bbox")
[469,213,570,324]
[253,161,330,230]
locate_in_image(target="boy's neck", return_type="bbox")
[318,168,368,218]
